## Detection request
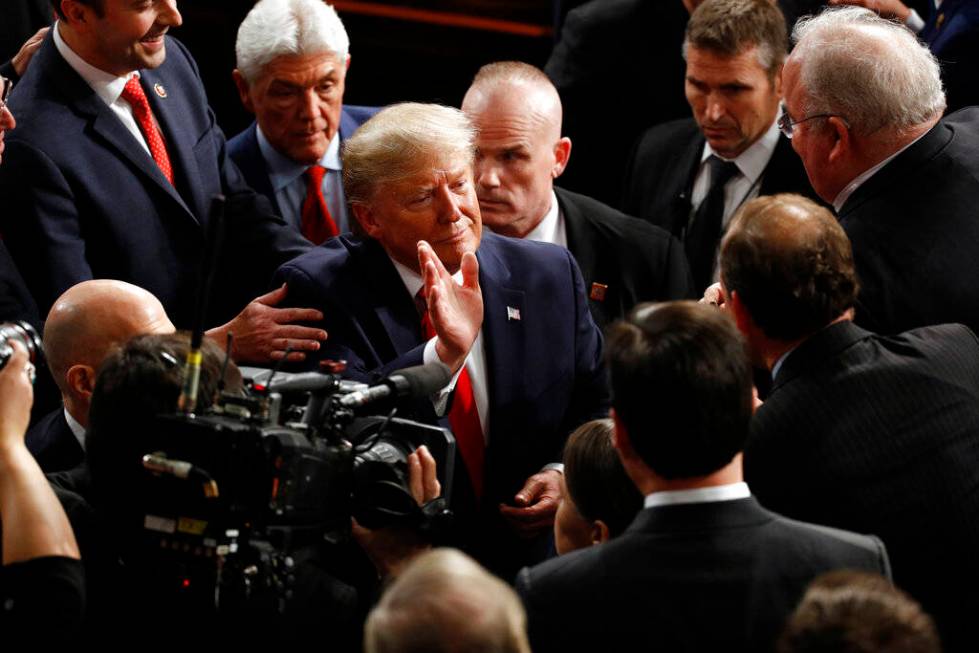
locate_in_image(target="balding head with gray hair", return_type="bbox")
[343,103,477,205]
[235,0,350,84]
[789,7,945,136]
[364,548,532,653]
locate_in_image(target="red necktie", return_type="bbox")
[120,76,174,185]
[301,165,340,245]
[418,290,485,499]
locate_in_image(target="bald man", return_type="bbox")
[26,280,175,472]
[462,61,693,328]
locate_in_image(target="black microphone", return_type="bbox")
[339,363,452,408]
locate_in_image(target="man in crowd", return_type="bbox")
[516,300,889,652]
[365,549,532,653]
[622,0,818,292]
[274,103,609,575]
[781,6,979,334]
[461,61,693,328]
[0,0,325,363]
[229,0,376,242]
[25,280,175,472]
[714,192,979,648]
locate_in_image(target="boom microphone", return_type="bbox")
[339,363,452,409]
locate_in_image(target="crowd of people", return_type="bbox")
[0,0,977,650]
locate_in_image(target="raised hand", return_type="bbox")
[418,240,483,373]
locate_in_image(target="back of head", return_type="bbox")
[563,418,643,538]
[685,0,787,80]
[720,193,858,341]
[364,548,531,653]
[236,0,350,84]
[779,570,942,653]
[87,333,240,506]
[790,6,945,135]
[606,301,752,479]
[342,103,477,205]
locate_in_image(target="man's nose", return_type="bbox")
[0,104,16,131]
[705,94,726,123]
[297,89,319,120]
[477,163,500,189]
[160,0,183,27]
[435,183,463,223]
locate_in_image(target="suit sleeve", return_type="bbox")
[0,139,93,314]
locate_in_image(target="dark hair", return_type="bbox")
[562,419,643,537]
[685,0,788,80]
[778,571,942,653]
[605,301,752,479]
[86,332,240,507]
[50,0,103,21]
[720,193,859,341]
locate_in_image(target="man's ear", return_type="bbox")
[232,70,255,114]
[65,364,96,400]
[552,137,572,179]
[352,203,382,240]
[345,54,351,73]
[591,519,611,546]
[60,1,89,26]
[826,115,851,165]
[610,409,633,458]
[727,289,753,337]
[772,64,784,99]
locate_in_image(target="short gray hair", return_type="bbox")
[236,0,350,84]
[364,549,532,653]
[343,103,477,205]
[791,6,945,135]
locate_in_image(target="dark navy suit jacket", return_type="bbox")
[227,105,378,220]
[0,33,309,327]
[920,0,979,112]
[274,233,610,572]
[26,408,83,473]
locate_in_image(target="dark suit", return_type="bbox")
[273,232,610,572]
[0,239,40,330]
[0,33,309,328]
[227,105,378,224]
[838,108,979,336]
[622,118,820,237]
[556,186,694,328]
[745,320,979,650]
[517,496,889,653]
[921,0,979,113]
[26,408,83,473]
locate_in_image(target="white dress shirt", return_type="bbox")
[831,130,929,213]
[64,408,87,451]
[523,190,568,248]
[644,481,751,509]
[390,258,491,442]
[53,21,149,155]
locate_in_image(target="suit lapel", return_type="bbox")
[476,234,526,430]
[558,189,597,283]
[356,239,425,358]
[238,123,282,214]
[339,106,359,141]
[665,132,703,236]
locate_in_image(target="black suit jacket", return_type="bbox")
[622,118,819,236]
[745,320,979,649]
[25,408,83,473]
[839,108,979,336]
[556,187,694,328]
[517,496,889,653]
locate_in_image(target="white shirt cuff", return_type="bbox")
[423,336,463,415]
[906,9,925,33]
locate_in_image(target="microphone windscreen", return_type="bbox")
[392,362,452,398]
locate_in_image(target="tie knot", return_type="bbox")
[120,76,149,109]
[305,165,327,185]
[707,155,740,189]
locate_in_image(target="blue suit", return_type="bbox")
[0,33,309,328]
[920,0,979,112]
[227,105,378,225]
[273,232,610,572]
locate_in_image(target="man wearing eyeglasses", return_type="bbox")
[782,6,979,336]
[0,0,330,365]
[622,0,820,293]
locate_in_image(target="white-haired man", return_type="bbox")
[229,0,377,243]
[781,6,979,335]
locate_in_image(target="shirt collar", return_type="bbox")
[53,20,137,108]
[701,119,781,184]
[832,130,928,212]
[63,407,87,451]
[523,190,562,244]
[643,481,750,509]
[256,124,341,194]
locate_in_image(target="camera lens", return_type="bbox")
[0,321,42,369]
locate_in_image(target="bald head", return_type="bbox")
[720,194,859,342]
[462,62,571,238]
[44,280,175,425]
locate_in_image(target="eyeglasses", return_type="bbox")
[0,77,12,114]
[777,104,849,139]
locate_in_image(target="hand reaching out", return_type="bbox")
[418,240,483,373]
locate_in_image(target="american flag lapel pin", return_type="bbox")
[507,306,521,321]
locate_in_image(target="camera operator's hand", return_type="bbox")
[418,241,483,375]
[0,341,34,449]
[499,469,563,538]
[700,282,727,309]
[352,446,442,578]
[205,283,328,364]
